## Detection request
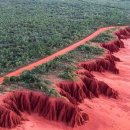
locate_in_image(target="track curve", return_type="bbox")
[0,26,127,84]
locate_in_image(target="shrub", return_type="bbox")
[91,30,116,43]
[58,65,77,80]
[20,71,41,84]
[3,71,60,97]
[77,44,104,55]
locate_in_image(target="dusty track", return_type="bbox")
[0,27,130,130]
[8,39,130,130]
[0,26,126,84]
[3,35,130,130]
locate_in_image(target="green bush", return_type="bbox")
[0,0,130,74]
[91,30,116,43]
[32,59,60,74]
[4,76,20,84]
[58,65,77,80]
[77,44,104,55]
[20,71,41,84]
[3,70,60,97]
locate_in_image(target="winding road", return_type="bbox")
[0,26,127,84]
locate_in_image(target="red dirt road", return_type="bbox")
[0,26,126,84]
[6,38,130,130]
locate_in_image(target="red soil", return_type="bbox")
[5,32,129,130]
[0,27,130,130]
[57,49,120,103]
[101,39,124,53]
[0,106,21,128]
[85,39,130,130]
[80,75,118,98]
[76,69,94,78]
[0,26,127,84]
[105,54,120,62]
[115,27,130,39]
[57,79,88,103]
[78,56,119,74]
[125,27,130,34]
[0,90,88,128]
[57,70,118,104]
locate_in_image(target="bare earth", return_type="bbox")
[2,39,129,130]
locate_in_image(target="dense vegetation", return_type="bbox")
[26,43,104,76]
[3,43,104,94]
[4,71,61,97]
[58,65,77,81]
[0,0,130,74]
[91,29,117,43]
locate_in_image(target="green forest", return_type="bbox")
[0,0,130,74]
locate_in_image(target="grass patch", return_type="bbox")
[31,44,104,75]
[3,43,104,94]
[4,43,104,80]
[91,29,117,43]
[31,59,61,74]
[77,43,104,55]
[0,0,130,75]
[3,70,60,97]
[58,65,77,80]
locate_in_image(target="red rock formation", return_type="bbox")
[0,105,21,128]
[58,36,121,105]
[0,27,126,129]
[115,28,130,39]
[76,69,94,78]
[101,39,124,53]
[57,75,118,105]
[98,81,118,98]
[57,79,88,103]
[101,42,119,53]
[125,27,130,33]
[78,60,103,72]
[1,90,88,128]
[60,89,78,105]
[105,54,120,62]
[80,75,118,98]
[78,57,119,74]
[119,29,129,36]
[113,39,124,48]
